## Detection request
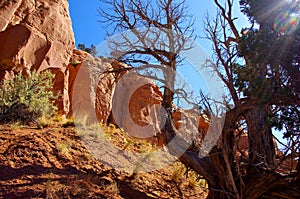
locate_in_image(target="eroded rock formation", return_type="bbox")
[0,0,74,114]
[68,54,164,138]
[0,0,255,158]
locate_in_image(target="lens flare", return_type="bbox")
[274,10,300,34]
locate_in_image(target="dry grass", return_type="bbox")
[36,115,51,129]
[57,142,70,156]
[0,123,208,198]
[10,121,21,130]
[171,163,185,183]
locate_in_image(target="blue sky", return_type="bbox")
[68,0,250,110]
[68,1,287,146]
[68,0,249,49]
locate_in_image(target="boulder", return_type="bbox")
[0,0,75,114]
[95,60,129,124]
[68,55,164,138]
[173,109,209,136]
[111,70,163,138]
[234,129,249,159]
[69,54,99,121]
[68,55,213,141]
[68,53,117,124]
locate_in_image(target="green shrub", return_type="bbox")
[0,70,58,123]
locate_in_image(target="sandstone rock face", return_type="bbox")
[172,109,205,145]
[95,60,130,124]
[47,68,68,114]
[234,129,249,159]
[68,53,117,124]
[68,54,256,157]
[129,83,163,127]
[173,109,209,136]
[67,49,88,117]
[68,54,213,141]
[69,55,164,138]
[112,70,163,138]
[0,0,74,114]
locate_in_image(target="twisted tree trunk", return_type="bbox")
[161,99,299,199]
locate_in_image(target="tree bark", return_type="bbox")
[246,105,276,170]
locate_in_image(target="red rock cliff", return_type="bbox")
[0,0,75,114]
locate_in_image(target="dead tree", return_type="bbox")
[99,0,196,109]
[202,0,300,198]
[99,0,300,198]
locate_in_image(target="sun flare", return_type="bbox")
[273,1,300,34]
[274,11,300,34]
